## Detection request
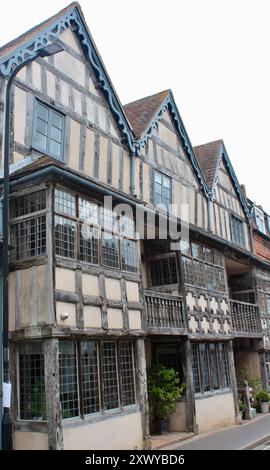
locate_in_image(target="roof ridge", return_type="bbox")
[123,89,170,107]
[193,139,223,149]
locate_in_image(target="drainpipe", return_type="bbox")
[249,222,254,253]
[207,197,212,232]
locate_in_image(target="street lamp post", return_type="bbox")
[0,43,63,449]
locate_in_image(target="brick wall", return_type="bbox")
[254,232,270,262]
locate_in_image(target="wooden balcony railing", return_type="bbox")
[145,291,186,329]
[230,300,262,335]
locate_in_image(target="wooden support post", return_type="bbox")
[181,337,197,433]
[44,338,63,450]
[227,340,240,419]
[136,338,151,449]
[259,349,268,391]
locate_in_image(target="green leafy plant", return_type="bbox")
[255,390,270,402]
[147,364,185,420]
[238,400,246,412]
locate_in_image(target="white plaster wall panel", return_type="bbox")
[98,136,108,183]
[56,301,76,327]
[123,151,130,194]
[84,127,95,177]
[107,308,123,329]
[54,51,85,87]
[220,299,229,315]
[60,28,82,54]
[201,317,210,333]
[69,119,80,171]
[60,80,69,107]
[32,62,41,90]
[128,310,142,330]
[86,96,94,123]
[223,319,230,334]
[14,431,48,450]
[126,281,140,302]
[55,268,75,292]
[8,271,15,331]
[210,298,219,313]
[189,315,198,332]
[82,274,99,296]
[212,319,221,333]
[105,278,121,300]
[46,71,56,101]
[186,292,196,310]
[14,86,27,145]
[84,306,102,328]
[63,411,143,449]
[111,143,120,189]
[195,393,235,433]
[198,295,208,312]
[73,88,82,116]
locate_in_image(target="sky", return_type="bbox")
[1,0,270,211]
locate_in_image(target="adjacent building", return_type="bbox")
[0,2,269,449]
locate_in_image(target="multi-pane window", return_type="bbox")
[149,256,178,286]
[10,190,47,262]
[181,242,226,292]
[18,343,46,420]
[253,206,266,234]
[33,100,65,160]
[59,341,79,419]
[191,342,230,395]
[59,340,136,419]
[154,171,171,210]
[54,188,138,272]
[231,215,245,246]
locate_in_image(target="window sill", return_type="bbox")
[62,404,139,428]
[194,388,232,399]
[15,420,48,433]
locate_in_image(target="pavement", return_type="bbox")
[160,414,270,450]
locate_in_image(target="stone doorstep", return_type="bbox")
[151,432,195,450]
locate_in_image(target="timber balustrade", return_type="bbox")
[230,300,262,336]
[145,291,186,329]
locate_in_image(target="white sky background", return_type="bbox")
[1,0,270,211]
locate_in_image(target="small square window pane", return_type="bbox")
[155,172,162,184]
[36,118,48,136]
[51,111,63,129]
[37,103,49,121]
[34,132,47,150]
[51,126,62,142]
[163,176,171,189]
[49,140,61,158]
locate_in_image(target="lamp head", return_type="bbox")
[37,43,64,58]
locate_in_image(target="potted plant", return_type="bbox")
[238,400,246,420]
[255,390,270,413]
[147,364,185,434]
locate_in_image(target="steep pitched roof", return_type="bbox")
[0,2,78,59]
[0,2,135,151]
[124,90,170,138]
[193,140,223,188]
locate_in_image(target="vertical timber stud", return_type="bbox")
[181,338,197,433]
[44,338,63,450]
[227,340,240,420]
[259,347,268,391]
[175,247,197,432]
[136,339,151,449]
